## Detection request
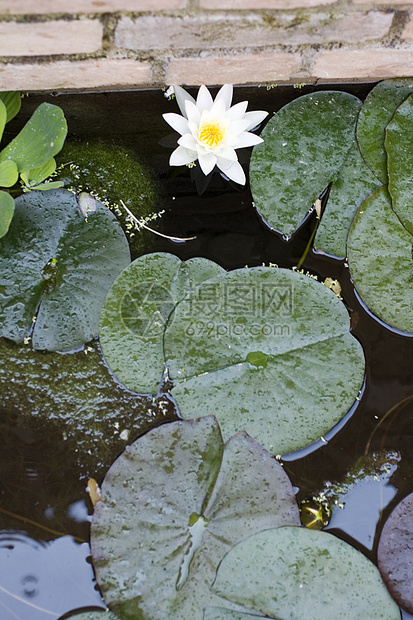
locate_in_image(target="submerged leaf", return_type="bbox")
[250,91,361,236]
[0,188,130,350]
[213,527,400,619]
[91,416,299,620]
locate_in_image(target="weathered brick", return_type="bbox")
[0,59,151,91]
[200,0,336,8]
[115,11,393,51]
[0,20,103,56]
[165,53,302,85]
[0,0,187,14]
[312,48,413,80]
[401,18,413,41]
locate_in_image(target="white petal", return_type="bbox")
[228,119,251,136]
[226,100,248,121]
[185,100,201,125]
[170,145,197,166]
[178,133,198,150]
[210,96,227,121]
[196,85,214,111]
[198,151,217,176]
[243,110,269,131]
[162,112,189,135]
[233,132,264,148]
[216,84,233,110]
[173,85,196,118]
[217,160,246,185]
[215,147,238,162]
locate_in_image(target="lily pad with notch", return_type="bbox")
[211,527,400,619]
[356,78,413,183]
[249,91,362,238]
[99,252,225,395]
[347,185,413,333]
[91,415,300,620]
[167,265,365,455]
[0,188,130,351]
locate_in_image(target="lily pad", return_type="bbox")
[347,185,413,333]
[357,78,413,183]
[378,492,413,614]
[386,93,413,235]
[315,140,381,257]
[0,188,130,351]
[99,252,225,394]
[66,612,120,620]
[212,527,400,619]
[91,416,300,620]
[167,266,365,455]
[250,91,361,236]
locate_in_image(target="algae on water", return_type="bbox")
[55,140,164,257]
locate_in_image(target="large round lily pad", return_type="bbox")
[250,91,361,236]
[212,527,400,619]
[91,416,299,620]
[0,188,130,350]
[347,185,413,333]
[386,93,413,235]
[357,78,413,183]
[378,492,413,614]
[167,266,365,455]
[99,252,225,394]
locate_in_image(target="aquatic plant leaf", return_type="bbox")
[20,157,57,188]
[315,140,381,257]
[0,98,7,144]
[0,90,21,122]
[250,91,361,236]
[212,527,400,619]
[347,185,413,333]
[378,492,413,614]
[386,93,413,235]
[168,266,364,455]
[91,416,300,620]
[99,252,225,394]
[0,189,15,238]
[357,78,413,183]
[0,188,130,350]
[0,159,18,187]
[0,102,67,173]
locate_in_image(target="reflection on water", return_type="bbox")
[0,532,104,619]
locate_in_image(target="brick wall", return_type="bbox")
[0,0,413,91]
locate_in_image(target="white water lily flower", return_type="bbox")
[163,84,268,185]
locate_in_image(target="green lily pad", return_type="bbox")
[315,141,381,257]
[250,91,361,236]
[65,611,120,620]
[378,492,413,614]
[213,527,400,619]
[0,189,15,238]
[386,93,413,235]
[0,102,67,173]
[347,185,413,333]
[91,416,300,620]
[204,610,266,620]
[357,78,413,183]
[0,188,130,351]
[99,252,225,394]
[0,91,21,123]
[167,266,364,455]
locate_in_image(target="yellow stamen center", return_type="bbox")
[199,121,225,148]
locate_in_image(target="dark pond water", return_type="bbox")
[0,84,412,619]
